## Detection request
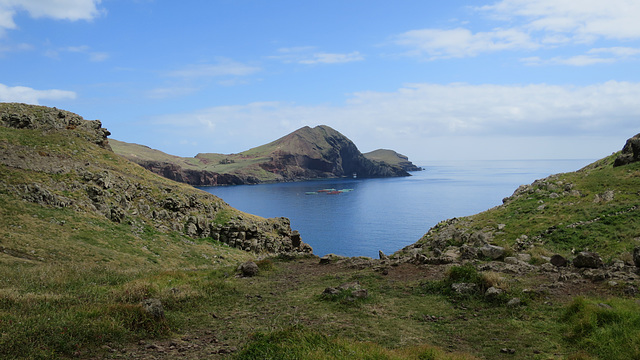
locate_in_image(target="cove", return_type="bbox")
[200,159,593,258]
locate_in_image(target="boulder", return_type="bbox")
[485,286,504,300]
[140,298,165,319]
[351,289,369,299]
[633,246,640,267]
[506,298,521,307]
[573,251,603,269]
[322,287,340,295]
[238,261,259,277]
[478,244,505,260]
[614,133,640,167]
[550,254,568,267]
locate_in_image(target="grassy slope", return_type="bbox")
[5,115,640,359]
[412,153,640,261]
[363,149,410,166]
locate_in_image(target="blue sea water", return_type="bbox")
[199,159,594,258]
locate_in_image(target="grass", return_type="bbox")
[561,297,640,360]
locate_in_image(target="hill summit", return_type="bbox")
[112,125,410,185]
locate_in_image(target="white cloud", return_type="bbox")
[395,0,640,61]
[394,27,538,59]
[146,86,199,99]
[0,83,76,104]
[522,46,640,66]
[148,81,640,160]
[0,0,102,31]
[167,59,260,78]
[299,51,364,65]
[481,0,640,41]
[271,47,364,64]
[45,45,109,61]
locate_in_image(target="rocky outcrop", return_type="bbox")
[136,160,260,186]
[363,149,422,172]
[614,133,640,167]
[0,102,111,149]
[0,103,312,256]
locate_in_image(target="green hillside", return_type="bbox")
[3,103,640,360]
[112,125,409,185]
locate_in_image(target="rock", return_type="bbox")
[338,281,361,291]
[238,261,259,277]
[485,286,504,300]
[516,253,531,263]
[504,257,519,265]
[506,298,521,307]
[351,289,368,299]
[614,133,640,167]
[497,224,506,230]
[378,250,388,260]
[460,244,478,260]
[322,287,340,295]
[550,254,568,267]
[451,283,478,295]
[319,253,345,264]
[633,246,640,267]
[573,251,603,269]
[500,348,516,354]
[141,298,165,319]
[478,244,505,260]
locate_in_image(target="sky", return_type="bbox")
[1,0,640,162]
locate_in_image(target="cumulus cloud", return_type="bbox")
[148,81,640,159]
[0,0,102,31]
[481,0,640,41]
[394,27,538,59]
[395,0,640,62]
[0,83,76,104]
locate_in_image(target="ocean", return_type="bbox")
[199,159,594,258]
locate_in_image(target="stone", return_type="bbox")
[573,251,603,269]
[238,261,259,277]
[323,287,340,295]
[504,257,519,265]
[141,298,165,319]
[451,283,478,295]
[550,254,568,267]
[614,133,640,167]
[351,289,368,299]
[485,286,503,300]
[506,298,521,307]
[516,253,532,262]
[338,281,361,291]
[478,244,505,260]
[378,250,388,260]
[633,246,640,267]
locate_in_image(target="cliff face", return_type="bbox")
[0,103,312,256]
[138,160,260,186]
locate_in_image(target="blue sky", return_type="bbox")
[1,0,640,162]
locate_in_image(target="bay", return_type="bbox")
[199,159,594,258]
